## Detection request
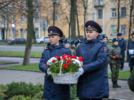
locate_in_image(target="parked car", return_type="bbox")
[7,38,26,45]
[36,36,49,44]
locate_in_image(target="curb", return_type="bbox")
[108,77,128,81]
[0,62,19,65]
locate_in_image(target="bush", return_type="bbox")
[0,84,8,98]
[7,82,40,97]
[9,95,31,100]
[70,85,78,99]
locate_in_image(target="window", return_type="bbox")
[25,15,28,23]
[20,29,24,38]
[4,4,9,11]
[2,16,5,23]
[20,15,23,23]
[25,1,28,9]
[9,17,11,23]
[53,0,58,7]
[19,2,23,10]
[121,7,126,18]
[111,25,117,35]
[110,0,116,1]
[98,9,103,19]
[55,14,59,21]
[12,15,15,23]
[12,2,14,10]
[98,0,103,5]
[34,14,38,22]
[69,0,71,8]
[121,25,126,35]
[111,8,116,18]
[34,0,38,11]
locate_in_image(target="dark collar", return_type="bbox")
[85,38,98,44]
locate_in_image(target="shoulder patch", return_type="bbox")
[103,47,108,52]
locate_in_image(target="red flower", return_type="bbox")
[67,55,71,58]
[63,56,67,61]
[63,63,68,68]
[67,59,72,63]
[62,55,66,58]
[78,57,83,62]
[55,56,61,60]
[71,55,77,59]
[115,55,118,58]
[52,59,56,63]
[45,63,47,66]
[82,64,86,67]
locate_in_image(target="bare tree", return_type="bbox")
[23,0,34,65]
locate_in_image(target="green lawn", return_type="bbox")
[1,62,130,79]
[0,51,42,58]
[108,71,130,79]
[0,61,13,64]
[1,63,40,71]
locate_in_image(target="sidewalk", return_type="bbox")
[0,69,133,100]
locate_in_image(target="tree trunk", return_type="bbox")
[76,0,80,39]
[32,24,36,43]
[53,2,56,26]
[23,0,34,65]
[71,0,76,39]
[117,0,120,33]
[128,0,134,39]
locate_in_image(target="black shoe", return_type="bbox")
[113,81,117,88]
[116,84,121,88]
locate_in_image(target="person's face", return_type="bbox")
[72,44,75,48]
[65,43,70,48]
[113,41,118,46]
[86,30,99,41]
[132,37,134,42]
[103,38,107,43]
[49,35,60,46]
[117,36,122,40]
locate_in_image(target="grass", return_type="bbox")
[0,61,13,64]
[108,71,130,79]
[0,62,130,79]
[1,63,40,71]
[0,51,42,58]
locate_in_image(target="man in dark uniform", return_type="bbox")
[117,33,126,70]
[63,38,70,49]
[127,32,134,72]
[74,20,110,100]
[39,26,71,100]
[74,40,81,49]
[70,40,76,55]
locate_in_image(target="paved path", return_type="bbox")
[0,69,133,100]
[0,45,45,52]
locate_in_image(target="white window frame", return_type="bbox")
[98,0,103,5]
[19,2,23,10]
[20,15,23,23]
[12,2,14,10]
[20,29,24,38]
[120,25,126,36]
[12,15,15,23]
[25,15,27,23]
[25,1,28,9]
[111,25,117,35]
[55,14,59,21]
[98,9,103,19]
[120,7,126,18]
[111,8,116,18]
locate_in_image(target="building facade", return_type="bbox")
[0,0,132,41]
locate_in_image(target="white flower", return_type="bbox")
[72,59,82,67]
[47,57,58,66]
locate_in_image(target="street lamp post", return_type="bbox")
[53,0,56,26]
